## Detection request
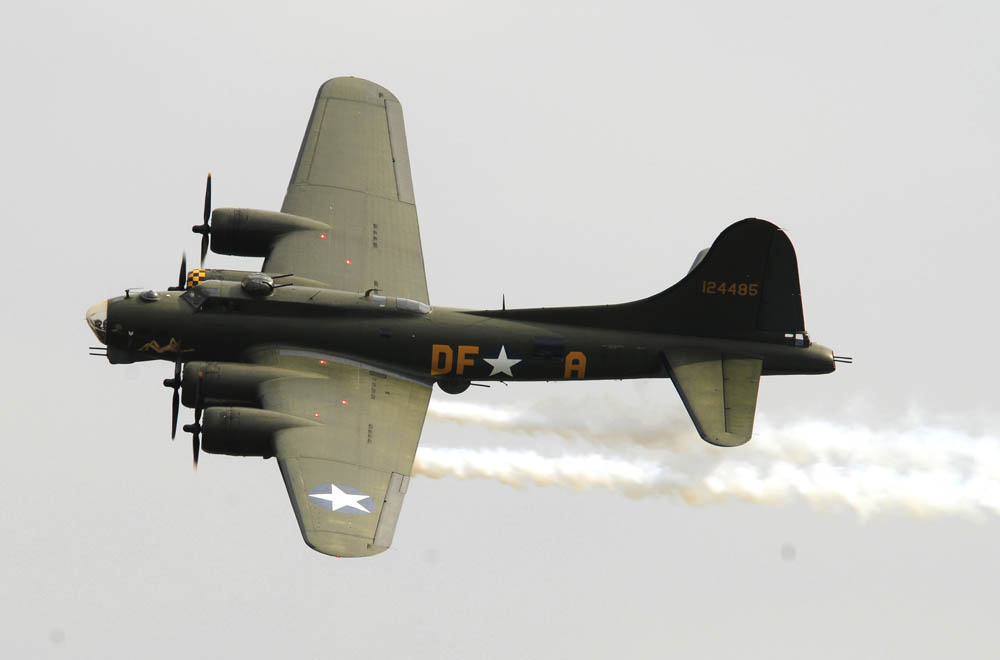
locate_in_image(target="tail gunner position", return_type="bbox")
[86,77,848,557]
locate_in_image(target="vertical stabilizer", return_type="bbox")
[637,218,806,342]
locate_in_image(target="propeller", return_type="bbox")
[181,369,204,470]
[191,173,212,266]
[167,253,187,291]
[162,351,183,439]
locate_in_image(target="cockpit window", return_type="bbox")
[180,288,207,309]
[397,298,430,314]
[180,286,222,310]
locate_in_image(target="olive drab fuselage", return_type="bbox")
[98,278,835,392]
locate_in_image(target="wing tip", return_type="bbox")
[698,430,753,448]
[317,76,399,105]
[303,532,390,558]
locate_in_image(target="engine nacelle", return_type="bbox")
[200,406,318,457]
[181,361,322,408]
[195,268,257,283]
[209,208,330,257]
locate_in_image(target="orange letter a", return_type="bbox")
[564,351,587,379]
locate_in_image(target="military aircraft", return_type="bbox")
[86,77,848,557]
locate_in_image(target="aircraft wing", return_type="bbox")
[663,349,762,447]
[265,77,430,304]
[247,346,432,557]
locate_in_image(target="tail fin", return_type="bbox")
[468,218,807,344]
[636,218,807,343]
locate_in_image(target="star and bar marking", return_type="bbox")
[431,344,523,377]
[484,345,522,377]
[430,344,587,378]
[308,484,376,515]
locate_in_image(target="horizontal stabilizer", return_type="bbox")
[663,350,762,447]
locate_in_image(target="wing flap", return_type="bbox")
[385,99,415,204]
[373,472,410,548]
[663,349,762,447]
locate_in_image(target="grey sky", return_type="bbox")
[3,1,998,658]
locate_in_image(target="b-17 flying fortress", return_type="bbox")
[87,77,846,557]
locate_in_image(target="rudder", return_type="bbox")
[638,218,806,343]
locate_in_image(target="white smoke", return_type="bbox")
[425,397,693,448]
[414,448,689,497]
[415,398,1000,518]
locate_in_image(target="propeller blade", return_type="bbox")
[163,352,183,439]
[193,432,200,471]
[203,173,212,224]
[168,253,188,291]
[171,389,179,439]
[181,418,201,470]
[189,368,204,470]
[193,173,212,267]
[200,233,209,268]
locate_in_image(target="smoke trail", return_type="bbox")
[418,400,1000,517]
[427,397,695,449]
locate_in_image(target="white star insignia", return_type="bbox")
[484,345,522,377]
[308,484,373,514]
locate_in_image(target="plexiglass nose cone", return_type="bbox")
[86,300,108,344]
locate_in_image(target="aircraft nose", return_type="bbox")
[86,299,108,344]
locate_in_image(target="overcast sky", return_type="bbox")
[3,1,999,658]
